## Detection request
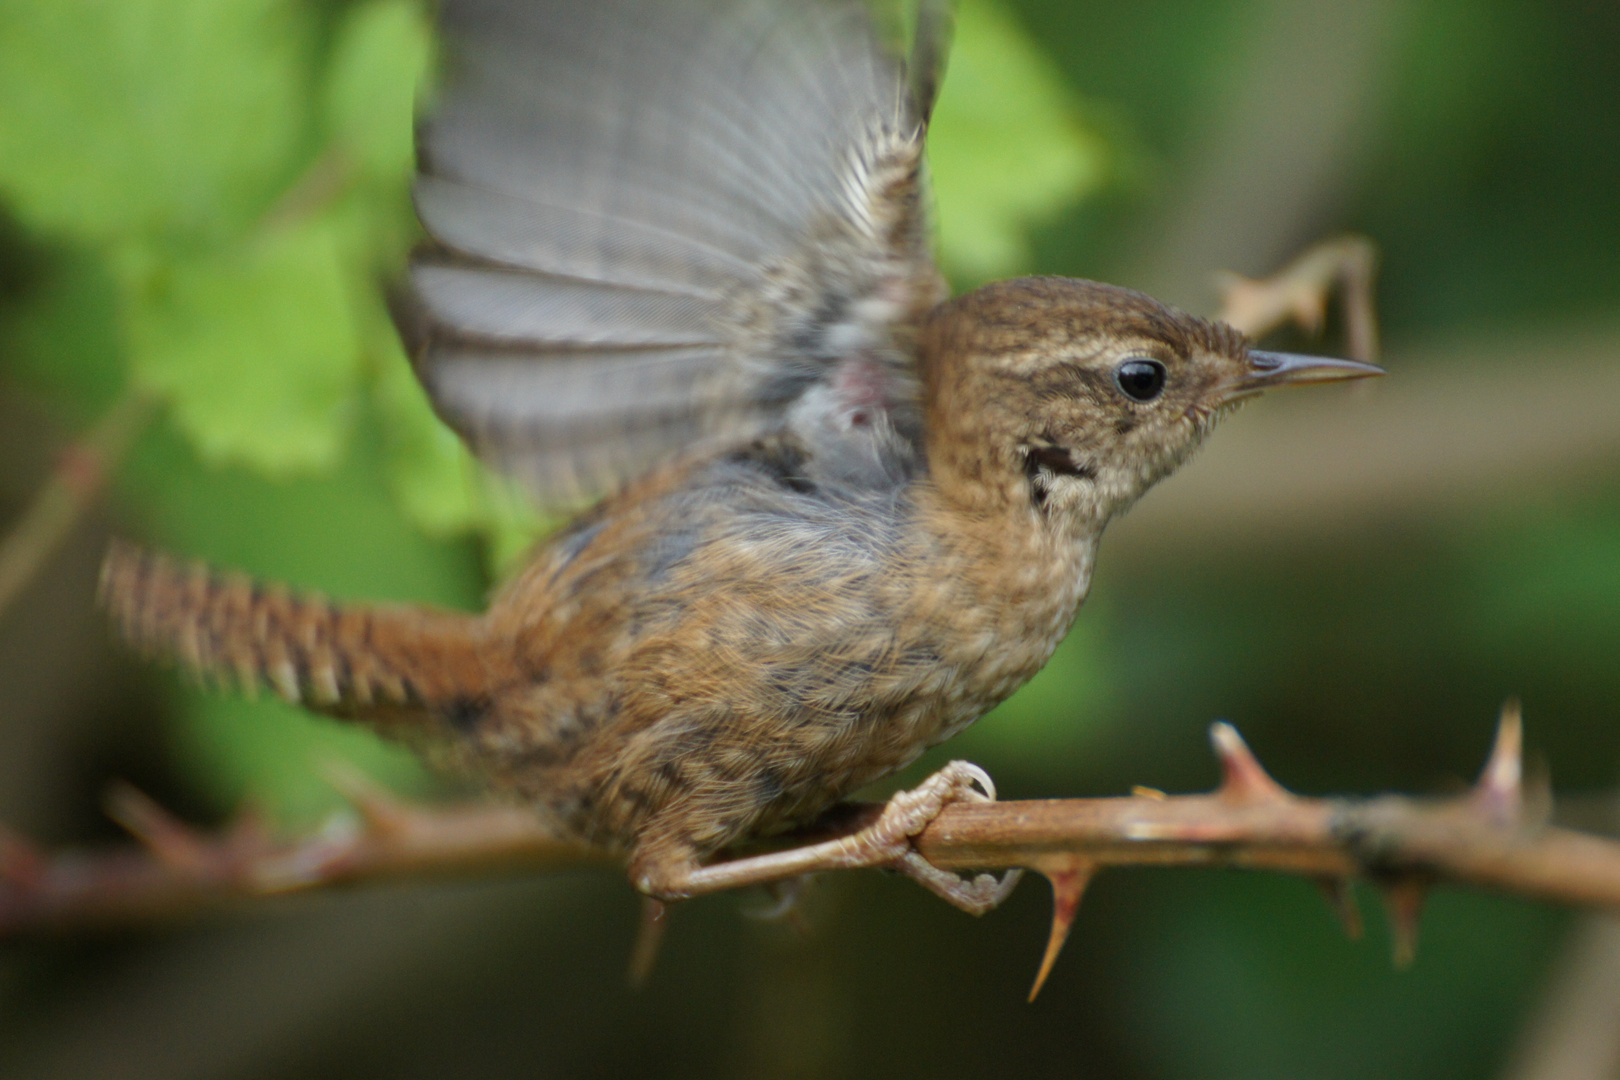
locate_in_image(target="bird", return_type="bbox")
[100,0,1381,913]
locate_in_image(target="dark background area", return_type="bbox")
[2,0,1619,1076]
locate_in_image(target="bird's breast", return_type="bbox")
[890,509,1099,753]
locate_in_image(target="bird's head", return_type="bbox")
[919,276,1382,531]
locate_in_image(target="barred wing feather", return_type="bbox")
[401,0,949,505]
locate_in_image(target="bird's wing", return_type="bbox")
[399,0,950,507]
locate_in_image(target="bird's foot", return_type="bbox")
[635,761,1022,915]
[866,761,1024,914]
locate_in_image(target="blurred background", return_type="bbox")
[1,0,1618,1076]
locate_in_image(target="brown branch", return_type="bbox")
[1215,234,1380,361]
[0,391,155,623]
[4,705,1616,998]
[0,777,607,933]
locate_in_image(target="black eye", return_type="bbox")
[1114,358,1167,402]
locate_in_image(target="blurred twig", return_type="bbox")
[1501,795,1620,1080]
[0,778,607,933]
[6,704,1619,1000]
[1216,234,1379,361]
[1501,915,1620,1080]
[0,391,155,623]
[1111,320,1620,550]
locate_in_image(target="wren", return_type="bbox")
[101,0,1381,912]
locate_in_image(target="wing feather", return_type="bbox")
[403,0,949,506]
[414,176,751,297]
[411,264,725,348]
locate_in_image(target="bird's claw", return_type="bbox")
[877,760,1023,915]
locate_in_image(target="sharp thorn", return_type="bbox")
[1472,700,1523,825]
[103,782,206,873]
[1379,875,1430,968]
[1314,876,1363,940]
[1209,722,1289,804]
[1029,861,1096,1002]
[627,897,669,990]
[744,874,811,923]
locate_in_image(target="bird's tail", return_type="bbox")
[100,540,499,733]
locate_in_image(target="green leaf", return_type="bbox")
[374,332,489,537]
[373,329,558,574]
[0,0,312,243]
[324,0,435,186]
[321,1,433,279]
[928,0,1111,283]
[126,217,362,477]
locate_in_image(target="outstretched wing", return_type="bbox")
[399,0,950,506]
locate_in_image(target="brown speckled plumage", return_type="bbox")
[102,0,1380,906]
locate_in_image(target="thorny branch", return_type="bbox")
[6,704,1620,999]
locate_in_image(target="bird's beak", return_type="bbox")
[1221,350,1385,403]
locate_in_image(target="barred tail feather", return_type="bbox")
[99,541,499,731]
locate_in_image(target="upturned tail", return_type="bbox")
[100,540,501,731]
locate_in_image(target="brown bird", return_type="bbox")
[101,0,1380,912]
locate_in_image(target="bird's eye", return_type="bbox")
[1114,358,1167,402]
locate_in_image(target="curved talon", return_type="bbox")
[955,761,998,803]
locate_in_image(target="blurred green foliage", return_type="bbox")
[928,0,1111,283]
[0,0,457,820]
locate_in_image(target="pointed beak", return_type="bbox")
[1222,350,1385,403]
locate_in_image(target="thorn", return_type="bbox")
[1314,876,1363,940]
[1379,874,1430,968]
[318,760,410,837]
[1029,860,1096,1002]
[1130,785,1168,801]
[1209,722,1289,804]
[627,897,668,989]
[743,874,810,924]
[103,782,207,874]
[1472,700,1523,826]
